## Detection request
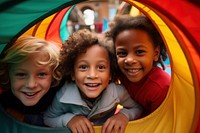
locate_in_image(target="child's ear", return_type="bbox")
[153,46,160,61]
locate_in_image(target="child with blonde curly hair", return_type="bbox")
[0,36,62,126]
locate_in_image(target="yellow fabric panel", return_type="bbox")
[22,14,56,39]
[34,14,56,39]
[166,19,198,133]
[94,0,195,132]
[129,6,140,16]
[21,25,36,36]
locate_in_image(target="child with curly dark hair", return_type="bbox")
[107,15,171,117]
[44,29,142,133]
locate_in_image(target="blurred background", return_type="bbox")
[67,0,134,33]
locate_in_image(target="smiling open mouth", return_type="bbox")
[23,91,39,96]
[126,68,142,73]
[85,83,100,87]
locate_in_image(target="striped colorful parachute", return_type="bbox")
[0,0,199,133]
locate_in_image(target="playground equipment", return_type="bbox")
[0,0,199,133]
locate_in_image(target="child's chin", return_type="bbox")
[22,99,38,106]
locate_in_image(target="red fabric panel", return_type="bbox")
[46,7,71,47]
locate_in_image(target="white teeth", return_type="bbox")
[127,69,140,73]
[86,83,99,87]
[24,92,37,96]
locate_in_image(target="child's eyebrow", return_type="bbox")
[97,60,109,63]
[116,47,126,50]
[11,67,26,71]
[133,43,149,49]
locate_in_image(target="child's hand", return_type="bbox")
[67,115,94,133]
[102,112,128,133]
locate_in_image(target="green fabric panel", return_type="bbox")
[60,5,75,42]
[0,106,71,133]
[0,44,6,54]
[0,0,86,52]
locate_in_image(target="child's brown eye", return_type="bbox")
[116,51,127,57]
[98,65,106,70]
[79,65,88,70]
[136,50,145,55]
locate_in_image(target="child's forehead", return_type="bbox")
[15,53,50,65]
[31,52,50,61]
[87,44,108,53]
[10,55,50,70]
[76,45,109,60]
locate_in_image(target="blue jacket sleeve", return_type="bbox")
[43,87,75,127]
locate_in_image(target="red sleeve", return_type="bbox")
[148,83,168,112]
[147,67,170,112]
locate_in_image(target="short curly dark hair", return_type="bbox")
[107,15,168,70]
[59,29,118,82]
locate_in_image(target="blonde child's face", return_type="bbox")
[115,29,160,83]
[9,53,52,106]
[72,45,111,99]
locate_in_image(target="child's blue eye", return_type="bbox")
[38,72,48,78]
[15,72,27,79]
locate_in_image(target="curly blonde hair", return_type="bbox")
[0,36,62,90]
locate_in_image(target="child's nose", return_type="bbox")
[87,68,98,79]
[26,76,37,88]
[124,56,137,65]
